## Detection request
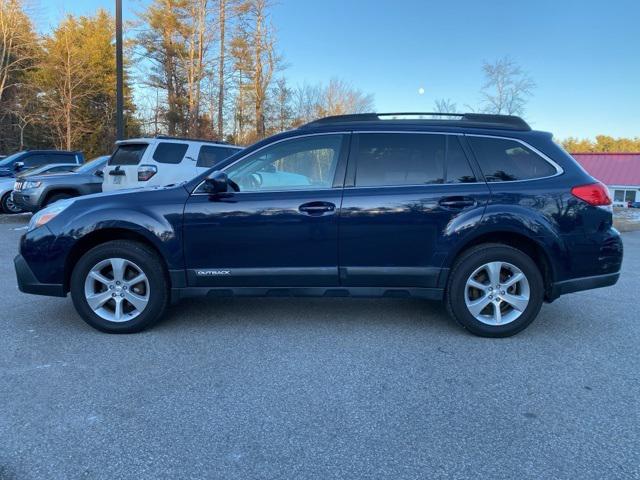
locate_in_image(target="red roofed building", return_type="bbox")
[571,153,640,206]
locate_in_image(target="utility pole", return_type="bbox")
[115,0,124,140]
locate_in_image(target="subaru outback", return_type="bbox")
[14,113,623,337]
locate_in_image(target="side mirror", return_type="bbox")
[14,161,24,171]
[203,171,229,194]
[95,169,104,177]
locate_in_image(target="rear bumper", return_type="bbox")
[550,271,620,300]
[14,254,66,297]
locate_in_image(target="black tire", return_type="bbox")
[445,243,544,338]
[1,192,23,214]
[70,240,169,333]
[44,192,74,207]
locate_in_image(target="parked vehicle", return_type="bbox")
[1,163,80,214]
[102,136,242,192]
[0,150,83,178]
[14,113,623,337]
[628,201,640,209]
[12,156,109,213]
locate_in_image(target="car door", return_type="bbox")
[182,133,350,288]
[338,132,490,288]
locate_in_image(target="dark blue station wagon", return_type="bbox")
[14,113,623,337]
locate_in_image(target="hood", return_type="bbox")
[0,168,15,177]
[18,172,86,183]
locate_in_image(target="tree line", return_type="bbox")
[0,0,373,157]
[0,0,636,158]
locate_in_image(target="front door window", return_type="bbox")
[223,135,344,192]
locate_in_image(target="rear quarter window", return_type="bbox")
[109,144,148,166]
[54,154,78,164]
[467,136,557,182]
[152,142,189,164]
[196,146,240,168]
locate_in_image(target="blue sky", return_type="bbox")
[35,0,640,139]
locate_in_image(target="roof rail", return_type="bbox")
[155,135,233,145]
[300,112,531,131]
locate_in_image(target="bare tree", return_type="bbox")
[270,75,291,132]
[181,0,212,136]
[0,0,36,104]
[480,57,535,115]
[8,83,40,149]
[216,0,228,139]
[291,81,322,125]
[248,0,277,139]
[320,78,374,117]
[433,98,457,114]
[290,79,374,126]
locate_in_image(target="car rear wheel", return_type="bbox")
[446,243,544,337]
[70,240,169,333]
[1,192,23,214]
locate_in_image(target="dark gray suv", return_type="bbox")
[12,156,108,212]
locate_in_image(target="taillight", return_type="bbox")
[571,182,611,206]
[138,165,157,182]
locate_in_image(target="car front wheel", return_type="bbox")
[1,192,23,214]
[70,240,169,333]
[446,243,544,338]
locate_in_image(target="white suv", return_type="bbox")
[102,136,242,191]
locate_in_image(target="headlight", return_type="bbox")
[28,199,74,232]
[22,181,41,189]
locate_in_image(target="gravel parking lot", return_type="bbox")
[1,215,639,480]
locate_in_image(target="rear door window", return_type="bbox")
[467,136,557,182]
[109,144,148,166]
[23,154,49,167]
[152,142,189,164]
[197,146,240,168]
[354,133,446,187]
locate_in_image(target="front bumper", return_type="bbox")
[12,190,41,212]
[14,254,66,297]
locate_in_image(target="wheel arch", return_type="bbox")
[443,230,557,300]
[63,228,169,293]
[42,188,80,206]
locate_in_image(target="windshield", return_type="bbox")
[0,152,25,167]
[73,156,108,173]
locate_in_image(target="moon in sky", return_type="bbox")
[418,87,425,95]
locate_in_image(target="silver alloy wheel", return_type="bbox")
[464,261,530,326]
[4,195,22,213]
[84,258,150,322]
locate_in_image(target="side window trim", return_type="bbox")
[192,132,351,195]
[464,133,564,182]
[456,135,486,183]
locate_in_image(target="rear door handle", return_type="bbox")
[439,197,477,209]
[299,201,336,215]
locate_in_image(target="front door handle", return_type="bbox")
[299,201,336,216]
[439,196,477,209]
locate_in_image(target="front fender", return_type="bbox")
[51,206,183,270]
